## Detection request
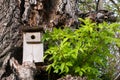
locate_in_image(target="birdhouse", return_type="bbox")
[22,27,44,63]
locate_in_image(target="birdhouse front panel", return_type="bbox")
[25,32,41,43]
[23,32,43,63]
[33,43,43,62]
[23,42,34,62]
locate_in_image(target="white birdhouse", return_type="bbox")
[22,27,44,63]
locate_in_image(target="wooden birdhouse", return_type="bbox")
[22,27,44,63]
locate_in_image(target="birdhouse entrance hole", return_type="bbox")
[31,35,35,39]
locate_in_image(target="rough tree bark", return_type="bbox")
[0,0,79,80]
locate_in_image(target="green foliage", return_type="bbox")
[43,18,120,80]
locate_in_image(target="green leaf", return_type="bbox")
[60,63,65,73]
[66,62,73,67]
[65,66,69,73]
[81,68,86,73]
[54,69,59,73]
[75,67,81,73]
[79,71,83,76]
[46,65,52,74]
[60,38,69,47]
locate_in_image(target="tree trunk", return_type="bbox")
[0,0,79,80]
[96,0,104,11]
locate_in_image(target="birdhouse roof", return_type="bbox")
[22,27,43,32]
